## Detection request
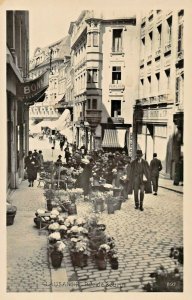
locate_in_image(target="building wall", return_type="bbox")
[6,11,29,190]
[101,18,139,124]
[134,10,184,177]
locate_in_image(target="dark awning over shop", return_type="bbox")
[102,129,126,148]
[16,70,49,105]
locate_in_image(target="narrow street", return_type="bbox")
[7,136,183,292]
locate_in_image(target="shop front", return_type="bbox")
[134,105,174,177]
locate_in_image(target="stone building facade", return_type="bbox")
[133,10,184,177]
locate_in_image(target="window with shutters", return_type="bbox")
[157,24,162,49]
[166,16,172,44]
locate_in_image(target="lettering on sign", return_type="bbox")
[143,109,167,120]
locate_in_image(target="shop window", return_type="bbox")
[92,99,97,109]
[111,100,121,117]
[112,66,121,84]
[112,29,123,52]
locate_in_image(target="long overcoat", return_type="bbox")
[127,159,152,194]
[25,156,39,181]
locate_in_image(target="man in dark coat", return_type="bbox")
[76,159,93,198]
[128,150,151,211]
[150,153,162,195]
[24,151,39,187]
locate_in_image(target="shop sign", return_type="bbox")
[143,109,168,120]
[17,71,49,101]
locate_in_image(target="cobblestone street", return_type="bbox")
[7,175,183,292]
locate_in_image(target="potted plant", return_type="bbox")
[7,204,17,226]
[95,244,110,270]
[49,241,66,268]
[108,249,119,269]
[70,237,90,267]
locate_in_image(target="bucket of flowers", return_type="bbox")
[69,236,90,267]
[105,192,115,214]
[92,191,105,213]
[95,244,110,270]
[48,232,61,245]
[48,222,60,234]
[49,240,66,268]
[108,248,119,270]
[7,203,17,226]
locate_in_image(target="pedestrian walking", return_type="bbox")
[128,149,151,211]
[150,153,162,195]
[24,151,39,187]
[60,139,64,151]
[64,145,71,163]
[33,149,38,159]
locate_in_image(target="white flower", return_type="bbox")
[71,226,79,233]
[44,216,50,221]
[76,217,86,226]
[55,241,66,252]
[48,222,60,231]
[59,225,67,231]
[36,208,46,215]
[51,209,60,216]
[71,237,79,243]
[48,232,61,241]
[50,214,57,219]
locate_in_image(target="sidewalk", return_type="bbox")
[159,177,183,194]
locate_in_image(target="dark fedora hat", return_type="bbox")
[136,149,143,155]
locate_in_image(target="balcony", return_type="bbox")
[84,109,102,126]
[164,43,171,55]
[110,48,124,57]
[108,117,124,124]
[109,83,125,92]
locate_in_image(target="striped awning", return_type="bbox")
[101,129,126,148]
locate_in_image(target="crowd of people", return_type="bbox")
[53,147,163,212]
[25,134,183,211]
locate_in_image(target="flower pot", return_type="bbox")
[94,201,105,213]
[70,252,88,267]
[50,250,63,268]
[110,258,119,270]
[113,188,121,197]
[107,203,115,214]
[47,200,52,211]
[68,204,77,215]
[114,199,122,210]
[6,212,16,226]
[96,257,107,270]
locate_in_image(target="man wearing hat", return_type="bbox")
[150,153,162,195]
[128,150,151,211]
